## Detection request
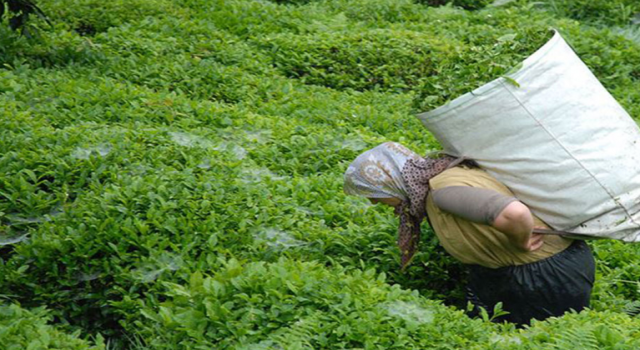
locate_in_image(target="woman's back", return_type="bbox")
[426,166,572,268]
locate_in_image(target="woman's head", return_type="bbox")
[344,142,467,269]
[344,141,464,269]
[343,142,421,203]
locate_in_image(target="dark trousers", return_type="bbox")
[465,240,596,325]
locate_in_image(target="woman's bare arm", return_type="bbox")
[432,186,543,251]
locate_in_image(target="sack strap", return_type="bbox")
[532,228,604,240]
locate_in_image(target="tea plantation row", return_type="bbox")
[1,0,640,348]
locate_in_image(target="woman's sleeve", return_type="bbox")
[431,186,517,225]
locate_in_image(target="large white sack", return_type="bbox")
[416,30,640,241]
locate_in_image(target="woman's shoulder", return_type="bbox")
[430,165,487,185]
[441,165,487,176]
[430,166,508,192]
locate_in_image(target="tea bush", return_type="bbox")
[135,258,640,349]
[260,29,449,93]
[0,303,104,350]
[532,0,640,27]
[257,9,558,112]
[135,258,495,349]
[1,0,640,349]
[40,0,183,35]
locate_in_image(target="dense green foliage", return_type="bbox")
[0,0,49,33]
[536,0,640,27]
[1,0,640,348]
[0,303,104,349]
[136,258,640,349]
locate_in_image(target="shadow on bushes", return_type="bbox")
[261,29,448,93]
[417,0,492,11]
[0,27,103,68]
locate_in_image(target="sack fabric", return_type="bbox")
[416,30,640,241]
[465,240,595,325]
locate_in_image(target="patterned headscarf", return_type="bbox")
[344,142,460,270]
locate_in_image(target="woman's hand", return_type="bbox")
[525,227,546,251]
